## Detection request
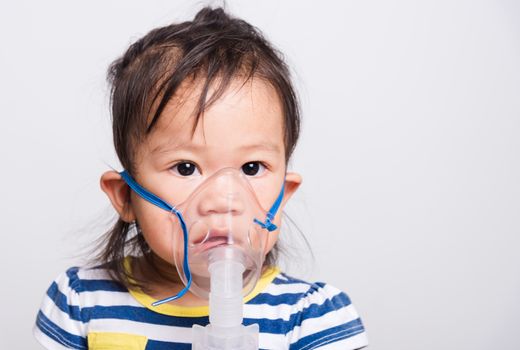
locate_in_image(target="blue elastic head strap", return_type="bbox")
[119,170,285,306]
[119,170,191,305]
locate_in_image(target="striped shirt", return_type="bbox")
[34,261,368,349]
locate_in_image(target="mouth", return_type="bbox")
[191,229,232,254]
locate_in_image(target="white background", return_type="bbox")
[1,0,519,349]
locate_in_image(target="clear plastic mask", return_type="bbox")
[120,167,284,305]
[169,168,272,299]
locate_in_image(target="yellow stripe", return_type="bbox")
[124,257,280,317]
[87,332,147,350]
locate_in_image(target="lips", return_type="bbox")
[191,229,231,254]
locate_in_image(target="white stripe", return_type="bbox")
[245,282,348,322]
[293,284,342,308]
[80,290,142,308]
[65,268,142,308]
[303,331,368,350]
[33,324,76,350]
[275,274,289,281]
[76,268,113,280]
[262,281,314,295]
[258,331,290,349]
[286,303,361,345]
[244,302,295,321]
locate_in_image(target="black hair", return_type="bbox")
[96,6,301,291]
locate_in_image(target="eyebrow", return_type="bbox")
[151,141,281,155]
[150,142,195,154]
[238,143,281,153]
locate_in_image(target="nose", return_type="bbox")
[197,179,246,216]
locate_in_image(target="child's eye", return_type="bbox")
[241,162,266,177]
[171,162,201,177]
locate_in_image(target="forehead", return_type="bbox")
[144,77,285,155]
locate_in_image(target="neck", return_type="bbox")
[130,254,209,307]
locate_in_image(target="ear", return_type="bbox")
[280,172,302,209]
[265,172,302,251]
[100,170,136,223]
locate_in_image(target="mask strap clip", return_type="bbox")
[254,176,286,232]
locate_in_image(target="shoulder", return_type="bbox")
[33,265,132,350]
[40,265,129,311]
[255,272,369,350]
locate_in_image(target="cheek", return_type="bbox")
[133,199,178,263]
[250,173,286,212]
[264,230,280,255]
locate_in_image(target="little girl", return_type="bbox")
[34,7,368,350]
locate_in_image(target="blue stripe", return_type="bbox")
[66,267,81,291]
[290,318,365,350]
[145,339,191,350]
[247,282,322,306]
[272,274,312,285]
[74,279,127,292]
[292,292,352,328]
[66,267,127,293]
[82,305,210,327]
[36,310,87,349]
[71,289,350,334]
[248,291,316,306]
[49,281,204,327]
[78,289,350,332]
[47,282,83,322]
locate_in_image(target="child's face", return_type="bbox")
[102,77,301,267]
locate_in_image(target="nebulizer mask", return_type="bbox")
[120,168,285,350]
